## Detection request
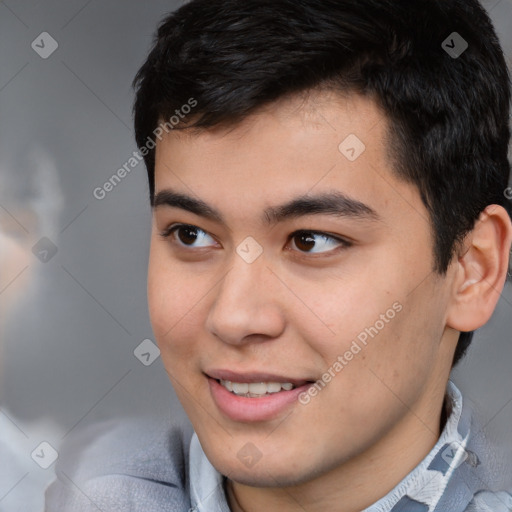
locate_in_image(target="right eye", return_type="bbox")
[160,223,218,249]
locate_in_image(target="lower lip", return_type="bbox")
[208,377,312,423]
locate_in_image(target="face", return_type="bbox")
[148,91,458,487]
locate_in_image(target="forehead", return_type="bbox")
[153,91,427,230]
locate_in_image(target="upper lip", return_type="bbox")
[206,369,313,386]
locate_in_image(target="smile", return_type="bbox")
[207,372,314,422]
[219,379,295,397]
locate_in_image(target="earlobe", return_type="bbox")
[446,205,512,333]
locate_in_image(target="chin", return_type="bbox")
[205,446,331,488]
[222,465,312,488]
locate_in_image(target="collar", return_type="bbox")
[189,432,231,512]
[189,381,478,512]
[365,380,470,512]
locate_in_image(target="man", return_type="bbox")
[46,0,512,510]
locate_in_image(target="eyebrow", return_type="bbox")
[153,188,380,226]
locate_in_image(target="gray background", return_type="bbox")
[0,1,511,510]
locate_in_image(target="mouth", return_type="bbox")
[205,370,315,422]
[217,379,303,398]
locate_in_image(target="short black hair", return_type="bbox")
[133,0,512,367]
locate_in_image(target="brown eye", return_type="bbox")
[293,232,316,252]
[289,231,351,254]
[160,224,216,248]
[175,226,200,245]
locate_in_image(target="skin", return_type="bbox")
[148,91,512,512]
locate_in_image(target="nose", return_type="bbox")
[205,253,286,346]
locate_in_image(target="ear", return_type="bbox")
[446,204,512,332]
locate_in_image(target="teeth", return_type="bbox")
[266,382,282,393]
[220,380,296,397]
[248,382,267,395]
[232,382,249,394]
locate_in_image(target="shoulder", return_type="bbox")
[465,491,512,511]
[455,388,512,511]
[45,415,194,511]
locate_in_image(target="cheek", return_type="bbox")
[308,263,442,383]
[147,246,204,354]
[349,283,448,404]
[302,271,398,355]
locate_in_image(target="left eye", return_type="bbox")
[160,225,350,254]
[289,230,349,254]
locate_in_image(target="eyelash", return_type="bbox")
[159,223,353,256]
